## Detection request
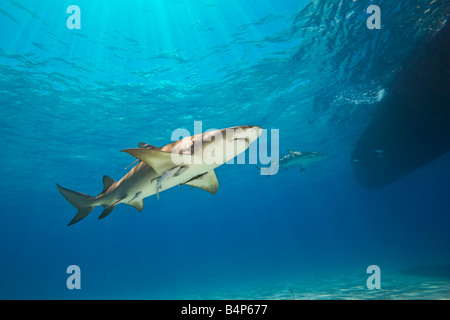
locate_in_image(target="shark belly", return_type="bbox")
[110,163,216,202]
[152,164,216,195]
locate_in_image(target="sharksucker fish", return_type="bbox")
[155,166,187,200]
[57,125,262,226]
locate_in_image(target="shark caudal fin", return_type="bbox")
[56,184,96,226]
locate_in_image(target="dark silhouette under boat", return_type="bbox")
[352,20,450,188]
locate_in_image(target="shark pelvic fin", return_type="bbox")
[121,148,188,174]
[184,170,219,194]
[127,199,144,212]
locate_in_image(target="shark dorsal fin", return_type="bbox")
[138,142,159,150]
[101,175,116,194]
[184,170,219,194]
[121,148,191,174]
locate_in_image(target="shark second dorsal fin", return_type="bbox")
[184,170,219,194]
[121,148,191,174]
[101,175,116,194]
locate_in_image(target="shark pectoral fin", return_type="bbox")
[185,170,219,194]
[121,148,186,174]
[300,162,311,172]
[101,175,116,194]
[127,199,144,212]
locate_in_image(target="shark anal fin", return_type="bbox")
[98,196,126,220]
[184,170,219,194]
[99,206,115,220]
[121,148,187,174]
[101,175,116,194]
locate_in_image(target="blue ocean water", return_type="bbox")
[0,0,449,299]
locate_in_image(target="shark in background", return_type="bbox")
[278,150,326,171]
[258,150,326,176]
[57,125,262,226]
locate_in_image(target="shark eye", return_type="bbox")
[234,137,249,143]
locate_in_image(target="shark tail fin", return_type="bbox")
[56,184,96,226]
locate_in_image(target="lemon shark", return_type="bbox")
[279,150,326,171]
[57,125,262,226]
[259,150,325,175]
